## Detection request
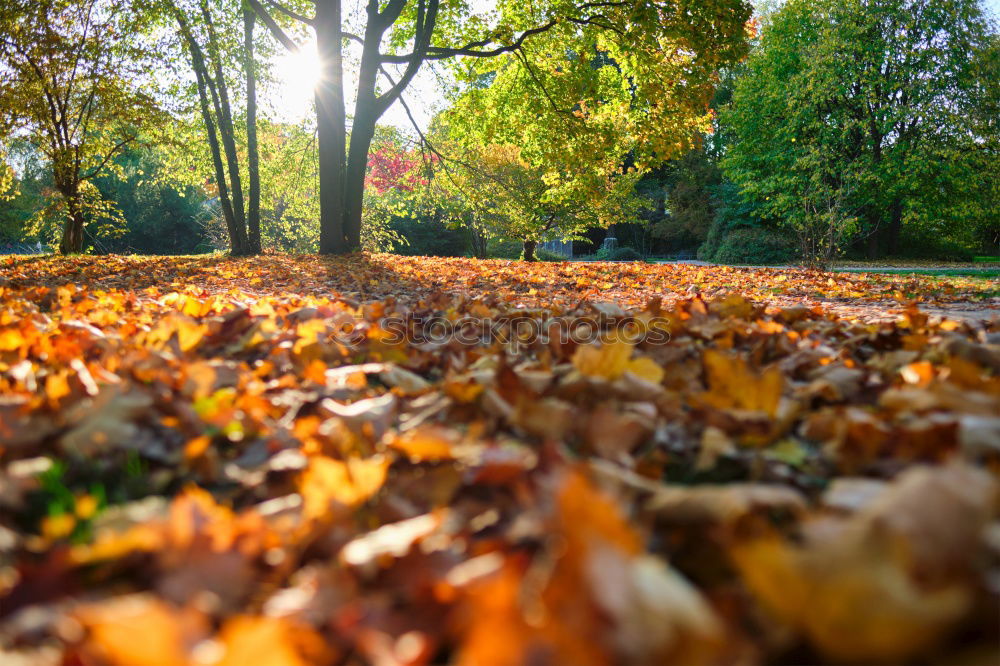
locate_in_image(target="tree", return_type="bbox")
[0,0,161,253]
[426,139,645,261]
[722,0,997,262]
[248,0,753,254]
[167,0,270,255]
[91,145,213,254]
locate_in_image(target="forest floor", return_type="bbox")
[1,253,999,666]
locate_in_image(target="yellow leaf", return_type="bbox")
[183,435,212,461]
[302,358,327,384]
[75,596,193,666]
[174,317,207,352]
[0,327,24,351]
[573,339,633,380]
[45,371,71,403]
[574,340,664,384]
[299,455,388,519]
[41,513,76,540]
[625,356,665,384]
[700,350,783,417]
[215,616,322,666]
[75,493,99,520]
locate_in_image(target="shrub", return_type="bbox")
[487,238,523,259]
[609,246,643,261]
[533,248,568,261]
[391,216,470,256]
[894,233,976,262]
[711,227,797,265]
[698,220,724,261]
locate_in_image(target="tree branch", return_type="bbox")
[375,0,439,115]
[80,133,136,181]
[267,0,313,26]
[379,19,558,63]
[246,0,300,52]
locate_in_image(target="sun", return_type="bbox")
[270,40,322,120]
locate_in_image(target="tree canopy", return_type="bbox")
[722,0,997,263]
[0,0,161,252]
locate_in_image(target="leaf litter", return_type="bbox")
[0,253,998,665]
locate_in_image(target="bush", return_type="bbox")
[486,238,523,259]
[698,180,760,261]
[894,233,976,262]
[391,216,470,256]
[609,246,643,261]
[697,221,724,261]
[710,227,797,265]
[534,248,568,262]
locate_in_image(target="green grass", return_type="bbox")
[837,267,999,278]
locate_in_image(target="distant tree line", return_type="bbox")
[1,0,996,262]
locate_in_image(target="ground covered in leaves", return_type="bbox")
[1,254,999,665]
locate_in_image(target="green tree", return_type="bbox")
[91,146,212,254]
[722,0,997,263]
[0,0,161,253]
[427,139,646,261]
[249,0,752,254]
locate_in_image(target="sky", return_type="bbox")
[269,42,448,134]
[266,0,1000,136]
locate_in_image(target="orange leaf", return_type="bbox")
[299,455,388,519]
[388,426,457,462]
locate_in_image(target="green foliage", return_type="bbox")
[721,0,997,260]
[443,1,752,192]
[411,0,752,256]
[649,148,724,250]
[487,238,524,259]
[889,230,977,262]
[92,147,211,254]
[0,0,165,253]
[419,137,648,253]
[710,227,797,265]
[698,181,761,261]
[608,247,643,261]
[25,181,129,250]
[0,147,45,243]
[390,215,470,257]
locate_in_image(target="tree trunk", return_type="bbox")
[200,2,248,254]
[887,198,903,257]
[866,230,878,260]
[244,8,261,254]
[864,206,881,260]
[341,0,400,252]
[523,239,538,262]
[343,107,377,250]
[315,0,348,254]
[193,65,241,253]
[58,183,85,254]
[469,219,487,259]
[176,11,245,254]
